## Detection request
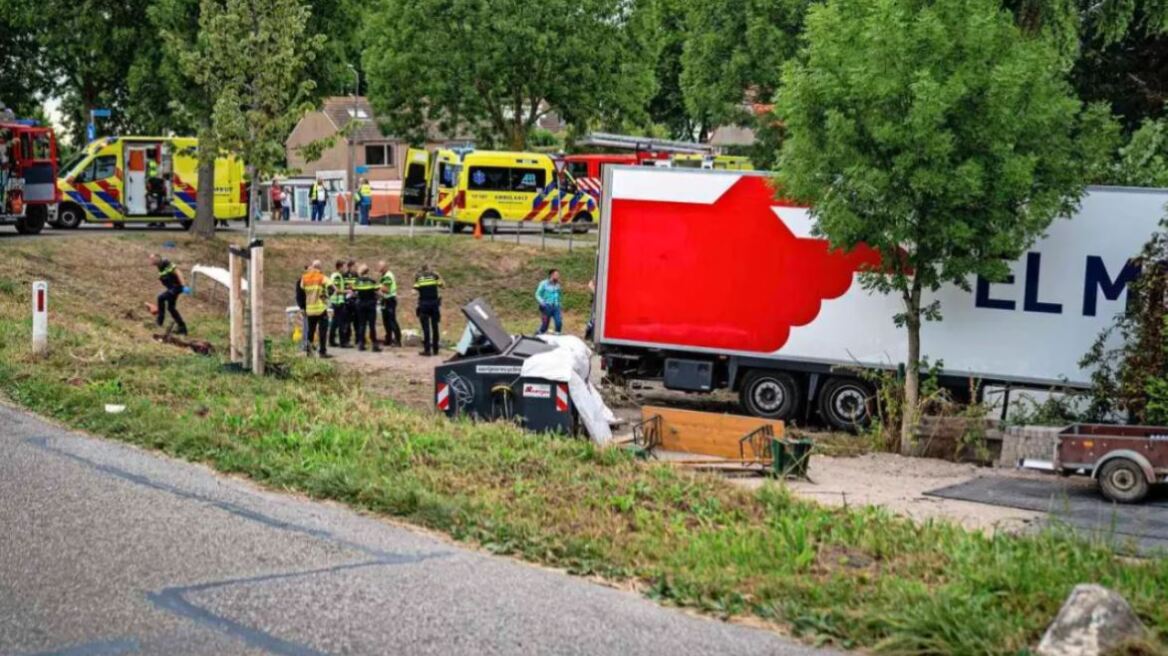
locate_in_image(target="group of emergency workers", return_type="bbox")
[297,259,445,358]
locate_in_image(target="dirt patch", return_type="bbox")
[324,344,438,409]
[732,453,1045,532]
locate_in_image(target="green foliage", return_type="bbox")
[183,0,322,181]
[1081,221,1168,423]
[1111,118,1168,187]
[680,0,811,129]
[362,0,658,149]
[0,0,48,116]
[777,0,1112,441]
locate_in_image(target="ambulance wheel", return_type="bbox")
[1098,458,1149,504]
[740,370,801,420]
[571,212,592,234]
[479,211,499,234]
[818,377,875,432]
[452,222,468,233]
[57,203,85,229]
[15,206,46,235]
[112,222,125,229]
[179,219,194,231]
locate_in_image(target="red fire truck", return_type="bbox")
[0,121,59,234]
[560,152,668,202]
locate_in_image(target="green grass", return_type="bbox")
[2,237,1167,654]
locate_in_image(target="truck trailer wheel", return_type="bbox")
[1097,458,1149,504]
[15,205,46,235]
[740,370,801,420]
[818,377,875,432]
[56,203,85,229]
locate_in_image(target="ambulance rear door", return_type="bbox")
[124,143,150,215]
[402,148,430,214]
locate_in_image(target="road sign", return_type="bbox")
[91,108,112,118]
[355,165,368,174]
[86,124,95,143]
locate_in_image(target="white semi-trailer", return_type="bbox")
[594,166,1168,429]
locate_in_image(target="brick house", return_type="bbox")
[285,96,471,182]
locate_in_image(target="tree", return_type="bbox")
[182,0,321,240]
[0,0,49,116]
[363,0,657,150]
[35,0,154,144]
[680,0,811,139]
[776,0,1112,447]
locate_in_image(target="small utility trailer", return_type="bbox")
[1022,424,1168,503]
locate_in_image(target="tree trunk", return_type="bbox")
[899,278,923,455]
[508,125,526,151]
[192,158,216,239]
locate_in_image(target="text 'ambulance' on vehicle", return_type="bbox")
[53,136,248,229]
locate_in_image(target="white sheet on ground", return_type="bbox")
[192,264,248,292]
[522,335,616,445]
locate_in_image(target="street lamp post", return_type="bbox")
[347,65,359,247]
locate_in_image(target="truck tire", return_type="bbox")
[56,203,85,229]
[1097,458,1149,504]
[15,205,46,235]
[740,370,801,420]
[818,377,876,432]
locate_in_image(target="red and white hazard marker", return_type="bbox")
[555,384,569,412]
[436,382,450,411]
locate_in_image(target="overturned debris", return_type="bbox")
[153,332,215,356]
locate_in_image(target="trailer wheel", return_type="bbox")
[56,203,85,229]
[818,377,875,432]
[740,370,801,420]
[14,205,46,235]
[1098,458,1149,504]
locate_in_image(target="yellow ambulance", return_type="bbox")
[449,150,596,232]
[670,154,754,170]
[53,136,247,229]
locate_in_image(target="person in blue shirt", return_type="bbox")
[535,268,563,335]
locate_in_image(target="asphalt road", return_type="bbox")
[0,221,597,250]
[0,403,827,656]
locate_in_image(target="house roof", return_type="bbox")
[319,96,477,143]
[708,124,756,147]
[322,96,388,143]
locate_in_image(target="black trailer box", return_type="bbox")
[434,298,577,434]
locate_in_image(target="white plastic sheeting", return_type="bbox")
[521,335,617,445]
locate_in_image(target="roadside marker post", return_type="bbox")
[31,281,48,355]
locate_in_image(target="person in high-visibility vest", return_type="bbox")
[353,264,382,352]
[327,260,348,347]
[342,259,359,345]
[146,155,165,215]
[149,253,188,335]
[377,260,401,347]
[298,260,331,358]
[413,264,445,356]
[357,178,373,226]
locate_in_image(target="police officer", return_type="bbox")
[377,260,401,347]
[328,260,348,347]
[149,253,188,335]
[342,259,359,344]
[353,264,382,352]
[413,264,444,356]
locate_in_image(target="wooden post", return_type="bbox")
[229,251,245,364]
[249,241,265,376]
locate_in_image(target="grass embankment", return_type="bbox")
[1,235,1167,654]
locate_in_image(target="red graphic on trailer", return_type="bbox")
[604,176,882,352]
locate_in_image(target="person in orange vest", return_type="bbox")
[297,260,331,358]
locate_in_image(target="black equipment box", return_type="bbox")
[434,298,577,434]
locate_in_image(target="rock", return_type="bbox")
[1037,584,1147,656]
